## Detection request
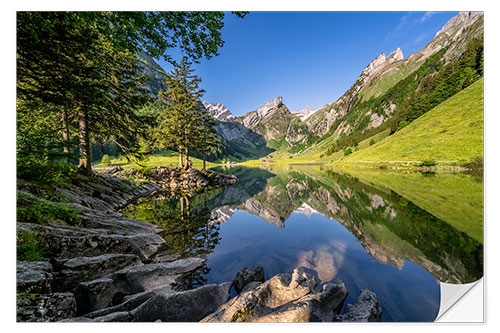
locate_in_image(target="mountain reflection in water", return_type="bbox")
[122,165,483,322]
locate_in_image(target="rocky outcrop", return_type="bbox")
[115,166,238,195]
[202,267,350,322]
[240,96,284,128]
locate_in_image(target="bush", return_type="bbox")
[101,154,111,165]
[17,230,47,261]
[17,158,76,184]
[343,146,352,156]
[398,120,409,129]
[369,139,376,146]
[419,159,436,167]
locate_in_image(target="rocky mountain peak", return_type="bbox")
[242,96,285,128]
[292,106,318,121]
[435,11,482,38]
[202,101,235,122]
[387,48,404,63]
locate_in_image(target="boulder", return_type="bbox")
[334,289,382,322]
[202,267,348,322]
[233,266,265,293]
[130,282,232,322]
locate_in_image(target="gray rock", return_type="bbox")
[17,261,52,293]
[234,266,265,293]
[74,258,206,314]
[17,292,76,322]
[202,267,348,322]
[334,289,382,322]
[131,282,232,322]
[53,254,141,291]
[18,222,165,260]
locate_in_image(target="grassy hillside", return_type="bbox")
[331,167,483,243]
[339,78,483,165]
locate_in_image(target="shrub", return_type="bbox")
[101,154,111,165]
[17,231,47,261]
[398,120,409,129]
[319,154,324,158]
[369,139,376,146]
[343,146,352,156]
[419,159,436,167]
[17,158,76,184]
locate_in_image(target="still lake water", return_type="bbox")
[122,165,483,322]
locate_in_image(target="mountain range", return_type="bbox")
[143,11,483,162]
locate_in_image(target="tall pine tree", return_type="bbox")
[154,60,219,170]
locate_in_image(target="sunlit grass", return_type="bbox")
[340,79,484,165]
[94,150,218,170]
[330,167,483,243]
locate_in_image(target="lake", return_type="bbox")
[122,165,483,322]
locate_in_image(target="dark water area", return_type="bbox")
[122,165,483,322]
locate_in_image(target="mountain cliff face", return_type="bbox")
[202,101,235,122]
[305,11,483,143]
[292,106,319,121]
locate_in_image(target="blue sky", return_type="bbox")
[158,11,457,116]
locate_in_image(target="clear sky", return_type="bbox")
[157,11,458,116]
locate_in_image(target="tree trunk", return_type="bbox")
[184,146,190,170]
[178,147,184,168]
[62,105,71,164]
[202,155,206,171]
[77,107,92,172]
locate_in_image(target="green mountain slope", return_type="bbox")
[341,78,483,164]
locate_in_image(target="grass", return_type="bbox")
[94,150,218,170]
[331,167,483,243]
[339,79,484,166]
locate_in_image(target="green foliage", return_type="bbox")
[17,195,81,226]
[101,154,111,166]
[17,158,77,185]
[398,120,409,129]
[343,146,352,156]
[17,231,47,261]
[153,60,218,168]
[419,160,436,167]
[369,139,376,146]
[17,11,245,171]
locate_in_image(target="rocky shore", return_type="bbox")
[16,169,381,322]
[97,165,238,195]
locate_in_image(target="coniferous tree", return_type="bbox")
[17,11,247,174]
[154,60,206,169]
